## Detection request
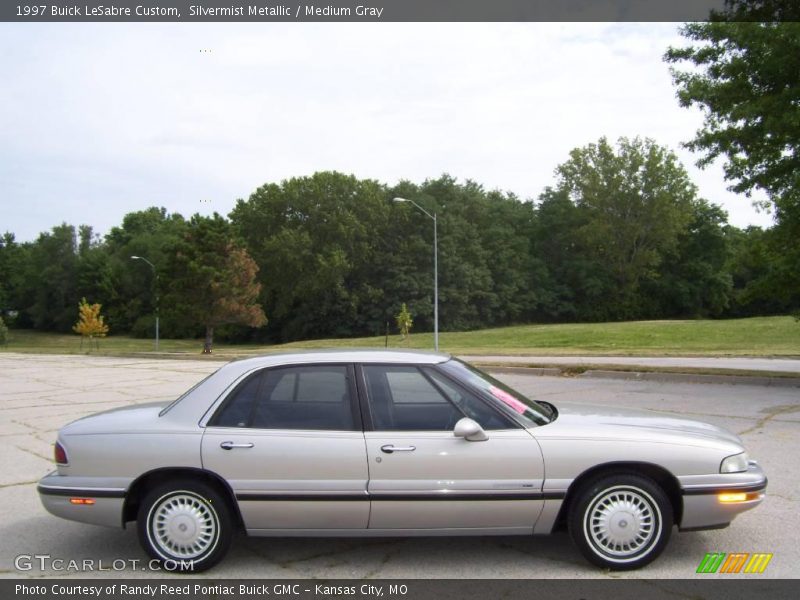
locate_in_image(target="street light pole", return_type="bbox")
[393,197,439,352]
[130,255,159,351]
[433,211,438,352]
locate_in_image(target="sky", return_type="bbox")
[0,22,775,242]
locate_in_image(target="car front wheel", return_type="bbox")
[137,480,233,572]
[568,473,673,570]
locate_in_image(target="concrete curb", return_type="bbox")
[582,369,800,387]
[482,365,800,388]
[484,366,564,378]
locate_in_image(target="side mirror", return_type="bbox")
[453,417,488,442]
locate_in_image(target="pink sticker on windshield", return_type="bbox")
[489,386,527,414]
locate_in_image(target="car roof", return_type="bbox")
[161,349,453,421]
[227,348,451,370]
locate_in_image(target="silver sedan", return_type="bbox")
[37,350,766,571]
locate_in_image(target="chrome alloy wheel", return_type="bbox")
[147,491,219,560]
[583,486,662,562]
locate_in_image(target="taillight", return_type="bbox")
[54,441,68,465]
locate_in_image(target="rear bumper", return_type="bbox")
[678,462,767,531]
[37,471,126,528]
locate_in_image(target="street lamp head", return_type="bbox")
[393,197,408,203]
[130,255,140,260]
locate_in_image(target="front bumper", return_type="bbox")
[37,471,126,528]
[678,462,767,531]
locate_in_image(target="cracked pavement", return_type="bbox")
[0,353,797,579]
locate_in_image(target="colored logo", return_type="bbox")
[696,552,773,574]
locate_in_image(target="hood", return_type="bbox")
[535,402,743,449]
[61,401,171,435]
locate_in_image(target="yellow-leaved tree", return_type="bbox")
[72,298,109,350]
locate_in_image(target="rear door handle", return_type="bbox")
[220,441,254,450]
[381,445,416,454]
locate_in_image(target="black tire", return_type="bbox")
[568,473,673,570]
[137,479,233,573]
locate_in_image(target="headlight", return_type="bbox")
[720,452,749,473]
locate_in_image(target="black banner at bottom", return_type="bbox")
[3,579,798,600]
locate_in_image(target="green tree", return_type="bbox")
[0,233,23,317]
[391,176,531,331]
[640,201,733,318]
[231,171,392,341]
[551,137,698,318]
[7,223,115,334]
[665,4,800,221]
[28,224,80,332]
[532,187,609,321]
[0,234,34,328]
[477,190,540,324]
[75,225,114,323]
[104,208,187,337]
[724,225,794,316]
[666,3,800,315]
[164,214,267,353]
[232,171,541,342]
[395,303,413,343]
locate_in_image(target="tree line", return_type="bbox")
[0,137,796,348]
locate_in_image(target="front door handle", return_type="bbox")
[380,444,416,454]
[220,441,254,450]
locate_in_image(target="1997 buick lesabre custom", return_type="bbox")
[38,350,766,571]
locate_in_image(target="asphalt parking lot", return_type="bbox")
[0,353,797,579]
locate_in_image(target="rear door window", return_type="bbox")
[210,365,357,431]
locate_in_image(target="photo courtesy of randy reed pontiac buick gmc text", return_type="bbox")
[15,583,396,596]
[131,584,393,596]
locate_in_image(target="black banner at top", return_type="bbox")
[0,0,753,23]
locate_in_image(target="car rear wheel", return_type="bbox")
[137,480,233,572]
[568,473,673,570]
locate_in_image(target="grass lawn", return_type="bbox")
[278,316,800,357]
[1,316,798,358]
[0,330,260,357]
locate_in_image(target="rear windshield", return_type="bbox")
[159,370,219,416]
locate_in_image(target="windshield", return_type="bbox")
[439,359,552,427]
